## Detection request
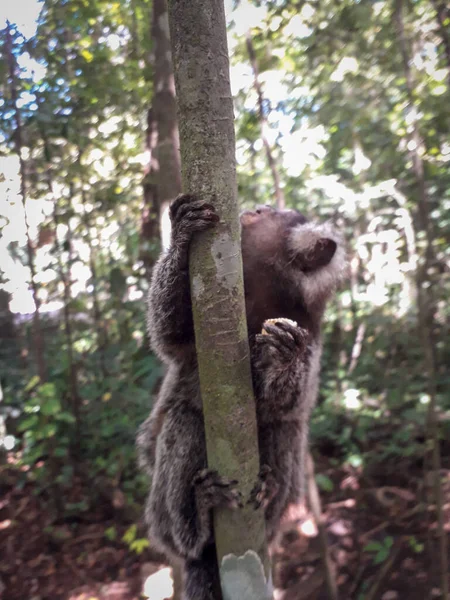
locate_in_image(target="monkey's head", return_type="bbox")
[240,205,346,336]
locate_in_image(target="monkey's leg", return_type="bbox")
[151,408,240,560]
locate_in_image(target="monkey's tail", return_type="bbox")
[183,545,222,600]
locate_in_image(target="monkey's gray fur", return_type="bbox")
[137,195,346,600]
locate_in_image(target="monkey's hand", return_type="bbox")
[255,320,309,369]
[248,465,279,511]
[170,194,220,255]
[253,321,310,419]
[194,468,243,512]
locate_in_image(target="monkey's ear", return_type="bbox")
[301,238,337,272]
[288,224,338,272]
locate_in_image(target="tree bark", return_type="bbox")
[167,1,272,597]
[152,0,182,223]
[147,3,183,597]
[246,32,285,210]
[141,0,182,272]
[430,0,450,88]
[394,2,449,597]
[141,108,161,276]
[5,23,47,383]
[54,192,81,450]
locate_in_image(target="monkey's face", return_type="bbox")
[240,205,307,265]
[240,205,346,331]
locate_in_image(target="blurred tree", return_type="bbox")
[141,0,181,274]
[4,22,48,383]
[246,31,285,209]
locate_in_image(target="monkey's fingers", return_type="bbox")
[171,196,219,224]
[194,469,243,509]
[248,485,266,510]
[256,331,296,359]
[260,324,297,350]
[169,194,199,220]
[255,335,291,365]
[175,200,218,222]
[248,465,279,511]
[173,210,220,240]
[205,486,243,510]
[193,468,237,487]
[200,485,243,510]
[273,321,309,349]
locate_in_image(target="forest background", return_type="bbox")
[0,0,449,599]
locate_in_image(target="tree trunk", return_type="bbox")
[141,0,182,272]
[147,3,183,597]
[5,23,47,383]
[167,1,272,598]
[246,32,285,210]
[394,2,449,597]
[430,0,450,87]
[141,108,161,275]
[54,193,82,451]
[152,0,182,233]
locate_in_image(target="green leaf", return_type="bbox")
[17,415,39,432]
[39,423,57,439]
[81,49,94,63]
[105,526,117,541]
[25,376,41,392]
[56,412,76,424]
[130,538,149,554]
[364,541,383,553]
[122,524,137,544]
[40,396,61,416]
[315,474,334,492]
[374,548,389,564]
[54,447,68,458]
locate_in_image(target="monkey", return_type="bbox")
[136,194,346,600]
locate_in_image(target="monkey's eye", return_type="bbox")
[254,205,272,215]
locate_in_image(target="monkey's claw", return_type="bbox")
[256,320,309,364]
[194,469,243,510]
[248,465,279,511]
[170,194,220,239]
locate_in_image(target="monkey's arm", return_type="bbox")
[147,195,219,361]
[147,246,193,360]
[253,321,310,419]
[250,322,312,530]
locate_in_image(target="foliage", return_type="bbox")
[122,523,150,555]
[364,536,394,565]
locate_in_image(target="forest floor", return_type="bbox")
[1,454,449,600]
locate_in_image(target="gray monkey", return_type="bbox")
[137,195,345,599]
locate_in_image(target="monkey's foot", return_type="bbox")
[194,469,243,510]
[248,465,279,510]
[170,194,220,242]
[255,320,309,366]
